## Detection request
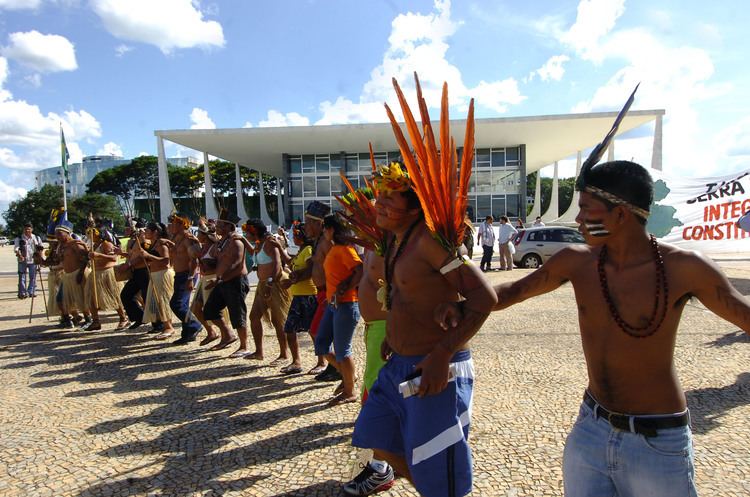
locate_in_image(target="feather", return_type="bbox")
[385,73,474,252]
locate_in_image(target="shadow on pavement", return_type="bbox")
[686,372,750,434]
[0,321,353,496]
[704,329,750,348]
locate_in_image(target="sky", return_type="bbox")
[1,0,750,216]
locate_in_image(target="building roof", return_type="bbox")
[155,109,664,178]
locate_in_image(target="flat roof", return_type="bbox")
[155,109,664,178]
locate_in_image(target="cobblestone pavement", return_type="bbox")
[0,246,748,496]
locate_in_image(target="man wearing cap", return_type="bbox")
[203,209,250,356]
[437,160,750,496]
[168,213,203,345]
[14,223,43,299]
[55,220,92,327]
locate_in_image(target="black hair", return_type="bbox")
[500,216,509,222]
[24,223,32,228]
[246,218,268,237]
[322,214,350,245]
[146,222,167,238]
[582,160,653,225]
[293,223,312,247]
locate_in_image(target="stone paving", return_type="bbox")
[0,245,748,496]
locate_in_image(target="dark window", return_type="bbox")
[330,174,344,195]
[527,230,550,242]
[316,155,330,173]
[345,154,359,173]
[476,148,491,164]
[491,149,505,168]
[330,154,343,172]
[506,195,520,218]
[316,178,331,197]
[553,229,585,243]
[289,179,302,198]
[477,195,491,219]
[289,157,302,174]
[506,147,519,161]
[303,176,315,196]
[387,151,402,163]
[302,155,315,173]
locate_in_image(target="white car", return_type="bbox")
[0,236,9,246]
[512,226,586,268]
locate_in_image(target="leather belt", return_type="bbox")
[583,391,689,438]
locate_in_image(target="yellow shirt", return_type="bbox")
[290,245,317,296]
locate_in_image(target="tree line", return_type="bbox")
[2,156,278,237]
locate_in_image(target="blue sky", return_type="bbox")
[1,0,750,215]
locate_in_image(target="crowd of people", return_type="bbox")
[19,78,750,497]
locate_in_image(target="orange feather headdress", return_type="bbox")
[334,147,387,255]
[384,72,475,254]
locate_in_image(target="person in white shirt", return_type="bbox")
[533,216,545,227]
[497,216,518,271]
[14,223,43,299]
[477,216,496,272]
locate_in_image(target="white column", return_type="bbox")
[257,171,274,226]
[528,170,542,219]
[541,161,559,222]
[556,151,582,223]
[203,152,219,219]
[157,136,176,223]
[607,140,615,162]
[276,178,286,227]
[234,163,250,221]
[651,114,663,171]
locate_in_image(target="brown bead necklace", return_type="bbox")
[597,234,669,338]
[383,218,422,310]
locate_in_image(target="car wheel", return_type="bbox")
[520,253,542,269]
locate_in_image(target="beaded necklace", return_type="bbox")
[598,234,669,338]
[383,218,422,310]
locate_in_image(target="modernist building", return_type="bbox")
[35,154,200,199]
[154,109,664,226]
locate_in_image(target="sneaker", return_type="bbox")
[79,316,93,329]
[343,462,395,496]
[127,321,143,330]
[57,319,74,329]
[315,364,342,382]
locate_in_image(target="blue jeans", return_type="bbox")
[563,401,698,497]
[313,301,360,362]
[170,271,203,339]
[17,261,37,297]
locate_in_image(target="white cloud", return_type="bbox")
[2,31,77,73]
[0,178,26,206]
[0,0,42,10]
[0,57,8,87]
[528,54,570,83]
[91,0,225,54]
[24,74,42,87]
[315,0,525,125]
[189,107,216,129]
[114,44,133,57]
[257,110,310,128]
[560,0,626,64]
[96,141,123,157]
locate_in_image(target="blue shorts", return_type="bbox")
[313,302,360,362]
[352,350,474,497]
[284,295,318,333]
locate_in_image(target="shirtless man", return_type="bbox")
[133,222,175,340]
[86,227,128,331]
[118,220,162,333]
[203,211,249,355]
[54,221,92,328]
[168,214,203,345]
[351,171,497,497]
[437,160,750,496]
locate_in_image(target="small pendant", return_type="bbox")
[376,278,388,311]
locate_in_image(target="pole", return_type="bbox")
[37,264,49,321]
[87,228,99,312]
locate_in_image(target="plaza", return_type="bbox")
[0,246,748,496]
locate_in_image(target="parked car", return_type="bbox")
[512,226,585,269]
[0,236,9,246]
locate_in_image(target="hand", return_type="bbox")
[279,278,292,290]
[262,283,272,300]
[414,346,453,397]
[380,338,393,361]
[434,302,462,331]
[336,283,348,296]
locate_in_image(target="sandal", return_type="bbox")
[307,365,327,375]
[210,337,238,351]
[281,365,303,375]
[115,320,131,331]
[228,350,252,359]
[328,393,358,407]
[154,331,175,340]
[269,357,287,367]
[200,335,220,346]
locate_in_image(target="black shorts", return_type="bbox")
[283,294,318,333]
[203,276,249,328]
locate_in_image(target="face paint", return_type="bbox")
[582,219,610,237]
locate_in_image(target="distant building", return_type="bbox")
[35,154,200,198]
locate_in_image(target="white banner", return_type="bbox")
[648,169,750,253]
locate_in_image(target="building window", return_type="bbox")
[289,179,302,197]
[316,177,331,197]
[345,154,359,173]
[506,194,520,218]
[316,154,330,173]
[330,153,344,172]
[303,176,316,197]
[302,154,315,173]
[491,149,505,168]
[477,195,491,219]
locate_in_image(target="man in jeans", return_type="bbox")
[496,216,518,271]
[14,223,43,299]
[476,215,495,272]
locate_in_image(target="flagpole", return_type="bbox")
[60,123,68,211]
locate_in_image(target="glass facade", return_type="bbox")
[285,145,525,223]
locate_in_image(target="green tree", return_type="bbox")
[2,184,65,237]
[168,164,203,218]
[87,166,136,218]
[69,193,125,234]
[129,155,160,219]
[526,172,576,218]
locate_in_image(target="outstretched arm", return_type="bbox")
[689,253,750,334]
